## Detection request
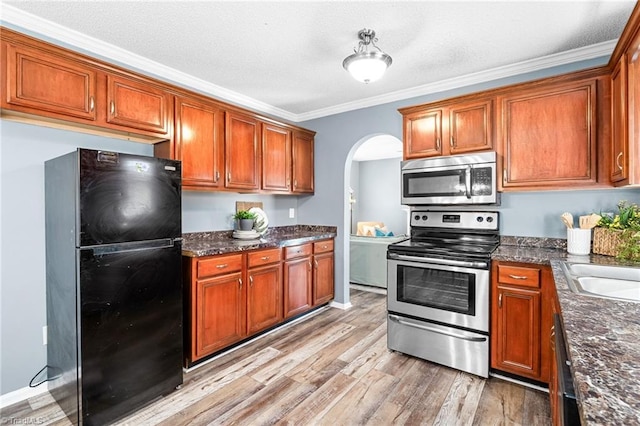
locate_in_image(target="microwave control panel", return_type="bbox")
[471,167,493,196]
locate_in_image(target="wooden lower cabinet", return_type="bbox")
[185,240,333,365]
[247,248,283,334]
[313,240,335,305]
[491,261,554,384]
[283,249,313,319]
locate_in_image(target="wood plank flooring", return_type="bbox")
[2,289,550,425]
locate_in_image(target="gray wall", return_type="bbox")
[2,54,640,397]
[354,159,406,235]
[0,120,298,395]
[297,55,637,309]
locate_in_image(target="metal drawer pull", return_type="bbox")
[216,264,228,269]
[261,256,270,261]
[314,259,318,268]
[508,274,528,280]
[110,101,115,115]
[616,152,624,171]
[499,293,502,308]
[239,278,243,289]
[89,96,95,112]
[249,276,253,286]
[389,315,487,342]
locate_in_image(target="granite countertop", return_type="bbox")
[181,225,337,257]
[493,237,640,425]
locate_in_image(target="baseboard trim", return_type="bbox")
[0,383,48,409]
[328,300,353,310]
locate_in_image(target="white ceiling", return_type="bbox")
[1,1,636,123]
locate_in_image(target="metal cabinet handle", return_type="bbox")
[616,152,624,171]
[314,259,318,268]
[308,261,312,270]
[508,274,528,280]
[215,171,220,182]
[228,172,231,182]
[89,96,95,112]
[238,278,243,289]
[436,137,441,151]
[216,264,228,269]
[503,169,507,184]
[249,276,254,286]
[294,179,298,188]
[450,136,455,148]
[498,293,503,308]
[110,101,115,115]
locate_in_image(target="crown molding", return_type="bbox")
[0,5,298,122]
[297,40,615,122]
[1,5,615,124]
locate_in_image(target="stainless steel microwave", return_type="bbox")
[401,151,497,205]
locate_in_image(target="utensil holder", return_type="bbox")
[567,228,591,255]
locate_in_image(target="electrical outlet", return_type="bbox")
[42,326,47,346]
[289,208,295,219]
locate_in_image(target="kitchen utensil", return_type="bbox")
[579,213,602,229]
[561,212,574,229]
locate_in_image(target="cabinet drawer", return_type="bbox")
[248,248,282,267]
[313,239,334,254]
[497,265,540,288]
[197,253,243,278]
[284,243,312,260]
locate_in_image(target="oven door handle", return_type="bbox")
[388,253,488,269]
[465,165,472,199]
[389,315,487,342]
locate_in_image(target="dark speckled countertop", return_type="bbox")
[493,237,640,425]
[181,225,337,257]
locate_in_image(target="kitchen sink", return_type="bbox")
[561,262,640,302]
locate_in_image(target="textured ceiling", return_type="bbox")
[2,1,636,122]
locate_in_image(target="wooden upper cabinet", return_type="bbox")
[262,123,292,191]
[621,28,640,186]
[499,79,597,189]
[106,74,171,136]
[174,96,225,189]
[611,56,629,183]
[225,111,261,190]
[401,98,494,160]
[449,100,493,154]
[403,109,443,159]
[3,42,98,121]
[292,130,314,193]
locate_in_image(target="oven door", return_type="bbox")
[387,255,489,332]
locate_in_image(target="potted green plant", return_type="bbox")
[233,210,257,231]
[594,201,640,261]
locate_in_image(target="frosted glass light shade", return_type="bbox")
[343,51,392,84]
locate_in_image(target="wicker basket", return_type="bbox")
[592,227,623,257]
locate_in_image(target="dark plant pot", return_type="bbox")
[238,219,255,231]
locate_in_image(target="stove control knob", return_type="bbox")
[421,215,428,221]
[476,216,484,222]
[486,216,494,223]
[414,214,420,221]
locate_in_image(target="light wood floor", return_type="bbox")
[2,289,550,425]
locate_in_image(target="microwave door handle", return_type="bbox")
[465,166,472,199]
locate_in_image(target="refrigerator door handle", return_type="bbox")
[88,238,177,255]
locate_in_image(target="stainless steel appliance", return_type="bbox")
[387,210,499,377]
[401,151,497,205]
[45,149,183,425]
[553,314,581,426]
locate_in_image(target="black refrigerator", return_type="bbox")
[45,149,183,425]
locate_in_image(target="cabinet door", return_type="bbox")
[500,80,597,189]
[262,123,291,191]
[225,111,260,190]
[107,74,171,135]
[283,257,312,318]
[403,109,443,159]
[247,264,283,335]
[4,43,97,120]
[611,56,628,183]
[175,97,225,189]
[449,100,493,154]
[492,286,541,379]
[292,131,314,193]
[195,272,245,359]
[313,252,334,306]
[625,32,640,186]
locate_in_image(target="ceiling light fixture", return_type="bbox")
[343,29,392,84]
